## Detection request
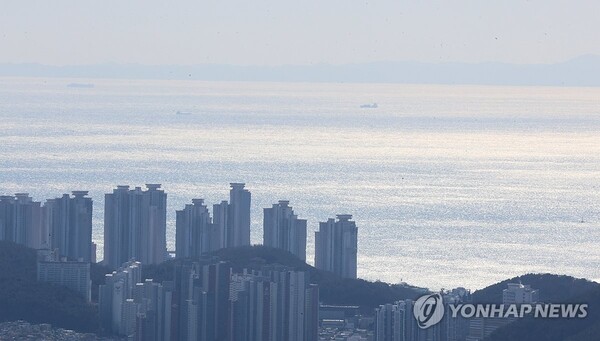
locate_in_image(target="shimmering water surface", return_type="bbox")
[1,77,599,290]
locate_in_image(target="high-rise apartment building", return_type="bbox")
[314,214,358,279]
[176,261,232,341]
[0,191,92,261]
[37,260,92,302]
[213,200,229,249]
[98,260,142,334]
[375,290,469,341]
[44,191,93,262]
[104,184,167,269]
[209,183,251,249]
[304,284,320,341]
[176,199,220,258]
[133,279,175,341]
[176,183,251,259]
[374,302,406,341]
[99,260,176,340]
[263,200,307,261]
[0,193,45,249]
[229,267,319,341]
[374,299,445,341]
[227,183,251,248]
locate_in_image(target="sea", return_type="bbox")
[1,77,599,291]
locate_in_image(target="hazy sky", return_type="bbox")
[1,0,599,66]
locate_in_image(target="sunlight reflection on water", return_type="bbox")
[0,77,599,290]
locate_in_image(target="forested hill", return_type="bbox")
[0,241,98,333]
[4,240,598,340]
[472,273,599,304]
[470,273,600,341]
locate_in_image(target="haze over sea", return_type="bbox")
[1,77,599,290]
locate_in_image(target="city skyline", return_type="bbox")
[2,1,598,339]
[1,183,357,270]
[0,181,596,340]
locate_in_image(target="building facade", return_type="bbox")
[176,199,221,258]
[37,260,92,302]
[98,260,143,335]
[263,200,307,261]
[133,279,175,341]
[502,283,539,304]
[99,260,176,340]
[104,184,167,269]
[213,200,229,250]
[374,294,469,341]
[0,193,45,249]
[44,191,93,262]
[179,261,232,341]
[314,214,358,279]
[229,267,319,341]
[227,183,251,248]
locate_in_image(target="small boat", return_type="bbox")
[360,103,378,108]
[67,83,94,88]
[176,111,192,115]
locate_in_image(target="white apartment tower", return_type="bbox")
[503,283,539,304]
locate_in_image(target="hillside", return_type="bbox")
[5,240,598,339]
[0,241,98,333]
[471,274,600,341]
[472,273,599,304]
[143,245,427,313]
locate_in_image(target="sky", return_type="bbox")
[1,0,599,66]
